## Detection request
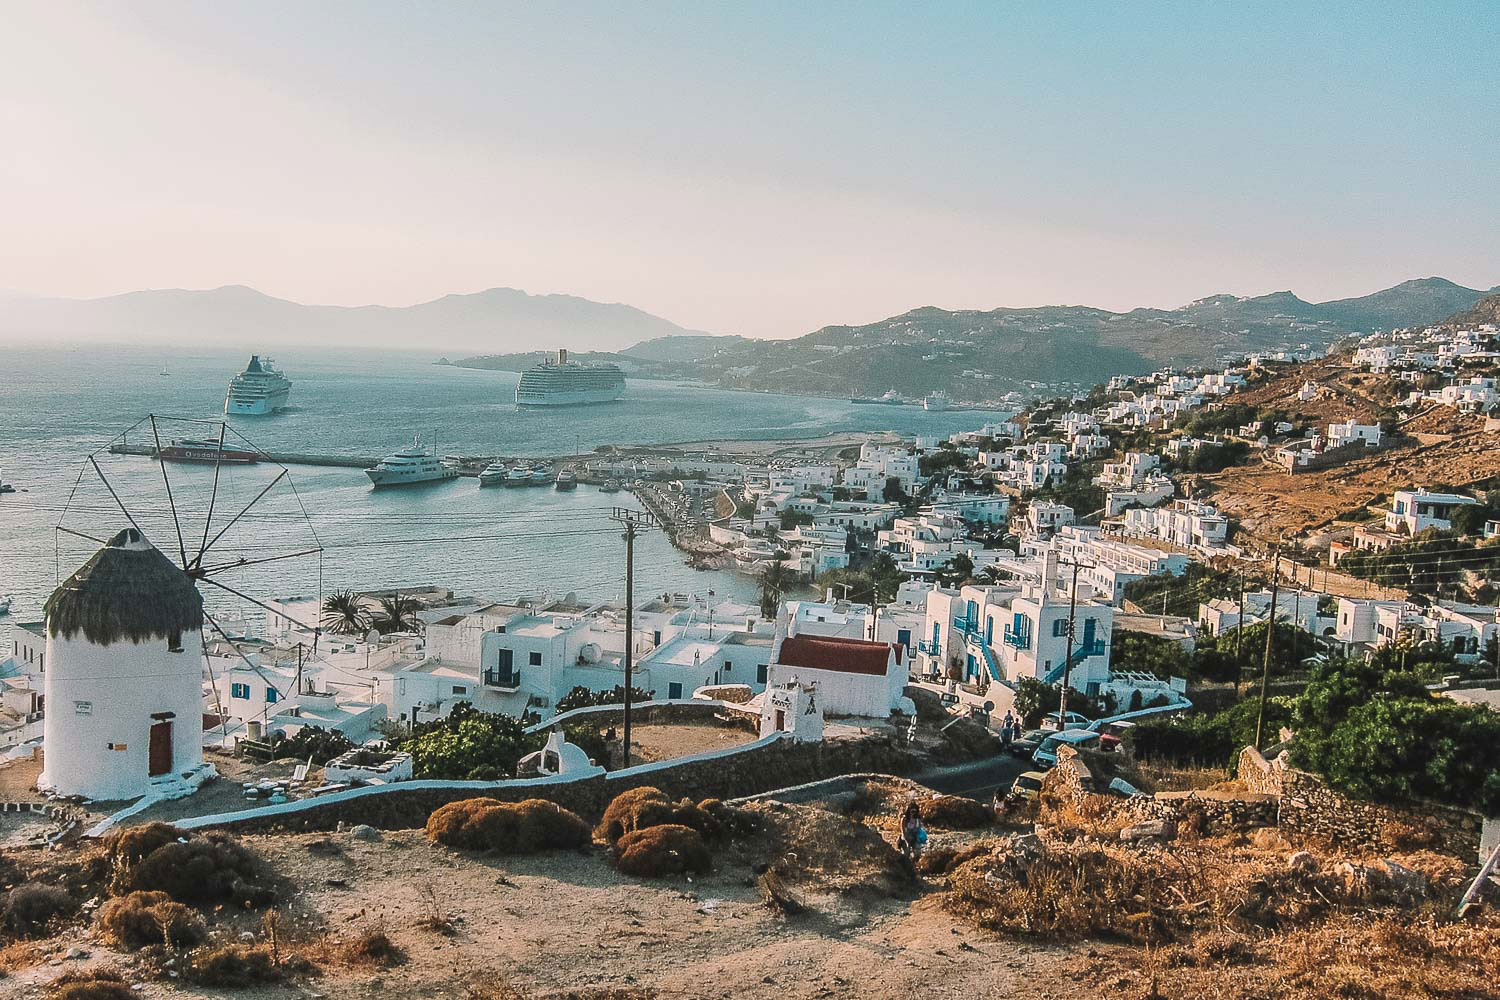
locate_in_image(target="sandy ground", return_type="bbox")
[2,823,1096,1000]
[623,723,755,765]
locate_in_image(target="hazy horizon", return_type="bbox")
[4,2,1498,340]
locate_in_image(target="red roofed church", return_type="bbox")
[768,629,910,719]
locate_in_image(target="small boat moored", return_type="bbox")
[554,469,578,491]
[503,467,531,488]
[158,439,262,464]
[528,468,551,487]
[365,435,460,488]
[598,478,622,493]
[478,462,508,487]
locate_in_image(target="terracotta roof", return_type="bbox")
[776,635,897,676]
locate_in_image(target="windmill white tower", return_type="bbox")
[44,416,324,800]
[40,527,211,800]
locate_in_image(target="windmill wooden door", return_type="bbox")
[149,721,173,777]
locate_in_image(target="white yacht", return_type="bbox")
[923,391,950,411]
[225,355,292,415]
[478,462,508,487]
[503,467,532,488]
[365,436,459,488]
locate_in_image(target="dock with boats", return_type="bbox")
[108,442,377,468]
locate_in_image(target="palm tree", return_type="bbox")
[372,593,422,635]
[759,557,795,620]
[321,590,368,636]
[937,552,975,587]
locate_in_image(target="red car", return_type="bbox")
[1098,720,1136,752]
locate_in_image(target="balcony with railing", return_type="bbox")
[917,639,941,657]
[482,668,522,691]
[1002,625,1030,650]
[952,615,980,637]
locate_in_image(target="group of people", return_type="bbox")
[998,709,1021,746]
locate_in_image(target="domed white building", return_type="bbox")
[39,528,214,801]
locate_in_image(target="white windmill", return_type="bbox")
[41,416,323,801]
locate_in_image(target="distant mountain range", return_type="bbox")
[5,277,1494,401]
[0,284,710,354]
[453,276,1498,402]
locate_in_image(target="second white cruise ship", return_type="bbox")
[515,349,625,407]
[225,355,292,415]
[365,436,459,488]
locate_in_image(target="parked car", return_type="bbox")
[1098,719,1136,752]
[1032,729,1101,768]
[1039,711,1092,732]
[1008,728,1051,757]
[1009,770,1047,802]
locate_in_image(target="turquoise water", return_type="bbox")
[0,342,996,643]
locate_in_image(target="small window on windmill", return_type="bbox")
[74,700,93,716]
[168,630,183,653]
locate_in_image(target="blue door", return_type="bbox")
[1082,618,1097,651]
[668,682,683,699]
[966,653,976,679]
[966,599,978,625]
[985,616,993,644]
[932,622,940,648]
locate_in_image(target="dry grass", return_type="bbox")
[0,939,43,973]
[915,795,994,829]
[103,823,272,906]
[48,967,135,1000]
[612,824,712,878]
[757,863,806,915]
[1379,818,1441,852]
[183,942,287,987]
[95,890,205,949]
[1,882,76,938]
[595,787,726,847]
[345,920,406,967]
[426,798,592,854]
[915,842,993,877]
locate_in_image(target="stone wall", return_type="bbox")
[1042,750,1277,836]
[179,732,920,835]
[526,698,759,736]
[1236,745,1487,862]
[1277,767,1485,862]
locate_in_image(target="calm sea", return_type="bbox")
[0,341,998,645]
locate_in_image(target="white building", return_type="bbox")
[1384,490,1479,536]
[1325,419,1383,450]
[1027,502,1075,537]
[767,633,908,719]
[1123,500,1229,550]
[39,529,212,801]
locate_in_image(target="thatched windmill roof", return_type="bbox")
[44,528,204,645]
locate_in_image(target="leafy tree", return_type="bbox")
[733,499,757,519]
[882,477,907,503]
[320,590,368,636]
[935,552,975,588]
[1177,439,1250,473]
[555,685,655,714]
[1450,497,1499,538]
[779,510,814,531]
[1133,697,1296,769]
[1011,677,1114,729]
[372,593,422,635]
[1109,631,1192,680]
[918,448,968,477]
[759,556,795,619]
[402,703,539,779]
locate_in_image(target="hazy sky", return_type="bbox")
[3,2,1497,338]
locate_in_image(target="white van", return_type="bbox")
[1032,729,1101,768]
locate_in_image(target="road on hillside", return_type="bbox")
[915,752,1035,803]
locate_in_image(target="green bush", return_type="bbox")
[272,725,354,765]
[1133,697,1294,770]
[402,703,540,779]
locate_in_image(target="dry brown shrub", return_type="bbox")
[1042,794,1132,839]
[612,824,712,878]
[1,883,76,938]
[48,967,134,1000]
[1165,929,1263,968]
[916,795,993,829]
[595,787,720,847]
[184,943,284,987]
[1379,818,1440,852]
[96,890,205,950]
[106,825,271,906]
[426,798,590,853]
[0,939,43,973]
[916,842,993,877]
[345,922,406,966]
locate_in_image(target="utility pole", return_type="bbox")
[1234,571,1246,690]
[609,507,656,768]
[1255,545,1282,749]
[1057,559,1084,732]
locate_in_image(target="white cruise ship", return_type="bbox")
[225,356,292,415]
[515,349,625,407]
[365,436,459,488]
